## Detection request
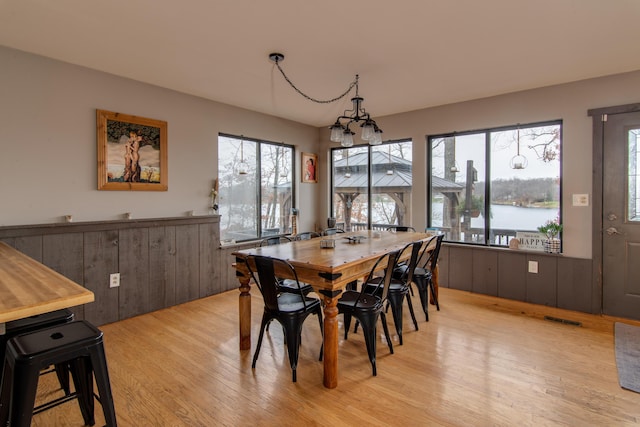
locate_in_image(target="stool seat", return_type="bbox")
[0,320,117,427]
[1,309,75,394]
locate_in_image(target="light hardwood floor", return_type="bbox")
[29,287,640,426]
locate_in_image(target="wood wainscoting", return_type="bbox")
[439,244,595,314]
[0,216,238,326]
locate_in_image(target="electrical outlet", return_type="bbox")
[528,261,538,274]
[572,193,589,206]
[109,273,120,288]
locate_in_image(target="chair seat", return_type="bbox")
[412,267,431,278]
[337,291,381,311]
[278,279,313,295]
[277,296,321,314]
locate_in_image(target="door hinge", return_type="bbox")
[602,114,608,122]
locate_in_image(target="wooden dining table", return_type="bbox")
[232,229,434,388]
[0,242,95,335]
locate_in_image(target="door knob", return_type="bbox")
[606,227,621,235]
[607,213,618,221]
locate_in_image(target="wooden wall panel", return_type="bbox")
[472,250,498,296]
[497,252,527,301]
[175,224,200,304]
[84,230,119,325]
[43,233,85,319]
[149,226,177,311]
[525,254,557,306]
[199,223,219,297]
[437,246,449,288]
[557,257,593,313]
[119,228,150,319]
[447,246,473,291]
[14,236,43,261]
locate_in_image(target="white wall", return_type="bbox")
[320,70,640,259]
[0,46,320,232]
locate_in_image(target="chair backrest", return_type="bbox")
[386,225,416,232]
[397,240,423,286]
[357,250,401,304]
[417,234,444,272]
[296,231,321,240]
[246,255,306,311]
[323,228,345,236]
[259,236,292,247]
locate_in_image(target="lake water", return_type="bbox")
[432,203,558,232]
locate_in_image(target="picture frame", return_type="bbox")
[97,109,168,191]
[301,152,317,183]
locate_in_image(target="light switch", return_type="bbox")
[572,194,589,206]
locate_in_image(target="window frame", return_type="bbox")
[330,138,413,230]
[427,119,563,247]
[218,133,296,242]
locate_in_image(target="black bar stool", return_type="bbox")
[1,309,75,393]
[0,320,117,427]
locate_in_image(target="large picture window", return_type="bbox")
[331,140,412,231]
[218,134,294,242]
[428,121,561,246]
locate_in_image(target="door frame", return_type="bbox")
[588,102,640,315]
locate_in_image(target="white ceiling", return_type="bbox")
[2,0,640,127]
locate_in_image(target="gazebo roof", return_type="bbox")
[333,151,462,193]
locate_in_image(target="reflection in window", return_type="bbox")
[628,129,640,221]
[429,121,561,246]
[218,134,294,242]
[331,140,412,231]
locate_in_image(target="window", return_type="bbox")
[428,121,561,246]
[331,140,412,231]
[218,134,294,242]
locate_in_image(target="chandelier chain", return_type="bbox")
[273,60,357,104]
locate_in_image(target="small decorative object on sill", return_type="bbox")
[543,239,561,254]
[509,238,520,250]
[209,178,219,214]
[537,218,562,254]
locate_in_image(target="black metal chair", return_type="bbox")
[362,241,421,345]
[394,234,444,321]
[296,231,321,240]
[258,234,312,296]
[259,235,292,246]
[322,228,345,236]
[386,225,416,232]
[337,250,401,376]
[246,255,324,382]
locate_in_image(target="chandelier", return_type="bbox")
[269,52,383,148]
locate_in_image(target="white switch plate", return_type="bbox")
[109,273,120,288]
[528,261,538,274]
[572,193,589,206]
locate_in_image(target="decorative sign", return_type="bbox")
[515,232,546,252]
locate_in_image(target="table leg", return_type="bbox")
[322,294,339,389]
[0,322,4,335]
[430,264,439,305]
[238,275,251,351]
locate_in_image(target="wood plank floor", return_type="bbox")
[29,288,640,426]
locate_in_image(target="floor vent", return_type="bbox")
[544,315,582,327]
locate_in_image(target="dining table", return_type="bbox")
[232,229,435,388]
[0,241,95,335]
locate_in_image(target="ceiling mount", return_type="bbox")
[269,53,285,63]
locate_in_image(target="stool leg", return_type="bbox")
[70,358,95,426]
[89,345,117,427]
[10,363,40,427]
[54,362,71,395]
[0,359,14,425]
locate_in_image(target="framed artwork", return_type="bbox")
[301,152,317,183]
[97,109,168,191]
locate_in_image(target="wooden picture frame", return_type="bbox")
[97,109,168,191]
[301,152,317,183]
